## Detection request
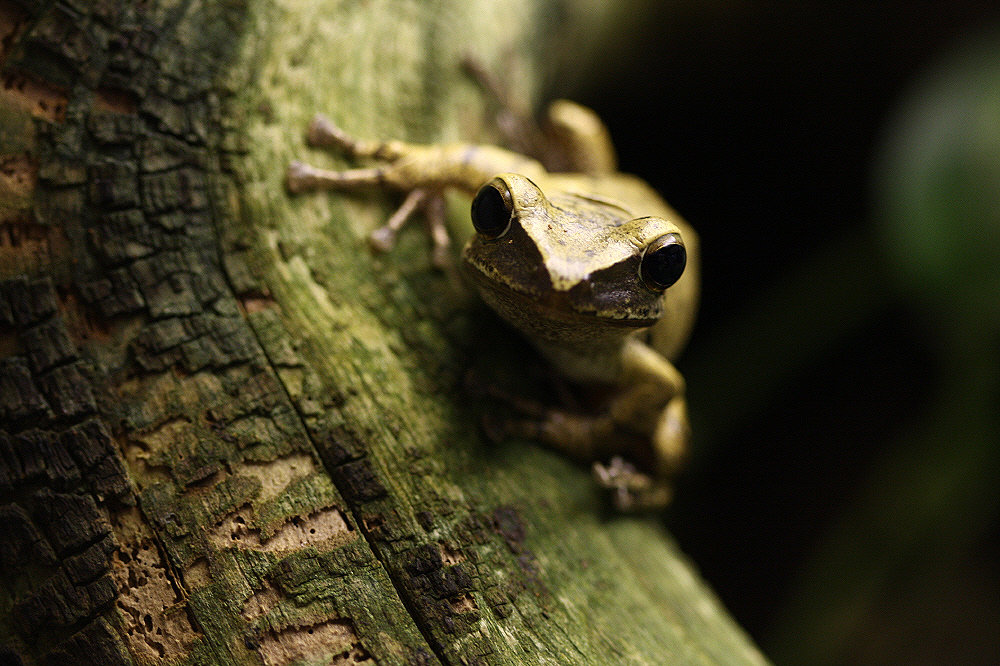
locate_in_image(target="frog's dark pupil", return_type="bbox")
[471,184,511,238]
[642,240,686,290]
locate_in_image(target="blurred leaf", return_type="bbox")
[768,26,1000,666]
[875,27,1000,328]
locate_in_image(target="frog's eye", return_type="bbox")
[471,179,514,239]
[641,233,686,291]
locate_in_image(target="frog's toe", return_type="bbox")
[592,457,671,511]
[306,114,341,147]
[286,160,313,193]
[592,456,643,488]
[365,188,453,267]
[367,188,427,254]
[368,225,396,253]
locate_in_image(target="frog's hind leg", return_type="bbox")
[462,57,616,175]
[542,100,617,176]
[461,56,542,161]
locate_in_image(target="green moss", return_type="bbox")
[217,1,768,663]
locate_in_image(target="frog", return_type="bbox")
[285,97,699,511]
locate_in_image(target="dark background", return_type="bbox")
[555,3,1000,664]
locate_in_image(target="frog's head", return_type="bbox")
[462,174,688,344]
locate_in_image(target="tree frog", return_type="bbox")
[286,100,699,511]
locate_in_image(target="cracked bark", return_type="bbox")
[0,1,767,664]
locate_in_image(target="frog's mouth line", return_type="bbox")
[463,263,658,329]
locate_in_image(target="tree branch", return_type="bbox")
[0,1,766,663]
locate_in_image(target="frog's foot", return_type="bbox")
[286,116,452,268]
[286,160,451,267]
[593,456,672,512]
[368,187,451,268]
[285,116,399,194]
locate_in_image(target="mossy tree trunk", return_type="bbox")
[0,1,767,664]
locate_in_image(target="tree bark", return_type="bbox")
[0,1,767,664]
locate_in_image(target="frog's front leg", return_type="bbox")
[286,116,452,266]
[591,398,689,512]
[483,392,677,512]
[592,338,690,511]
[476,341,688,511]
[286,115,545,267]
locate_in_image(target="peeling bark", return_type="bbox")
[0,1,767,664]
